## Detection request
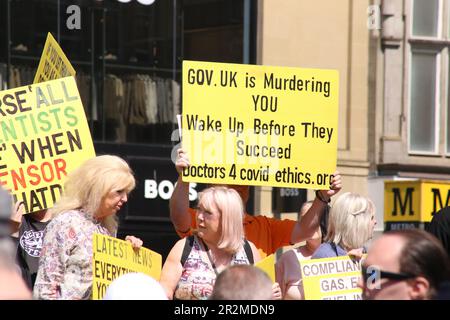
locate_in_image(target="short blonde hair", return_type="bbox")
[325,192,375,250]
[50,155,135,234]
[197,186,244,254]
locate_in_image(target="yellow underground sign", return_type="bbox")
[384,180,450,223]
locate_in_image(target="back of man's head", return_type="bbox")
[210,265,273,300]
[387,228,450,299]
[103,273,168,300]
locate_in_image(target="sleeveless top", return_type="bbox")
[174,235,251,300]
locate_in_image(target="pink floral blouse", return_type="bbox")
[174,236,251,300]
[33,210,110,300]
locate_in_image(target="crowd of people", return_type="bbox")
[1,148,450,300]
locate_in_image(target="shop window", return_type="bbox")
[1,0,252,146]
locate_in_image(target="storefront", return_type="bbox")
[0,0,257,259]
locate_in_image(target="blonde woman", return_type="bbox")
[160,186,261,300]
[33,155,142,300]
[312,192,377,259]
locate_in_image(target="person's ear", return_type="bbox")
[409,276,430,300]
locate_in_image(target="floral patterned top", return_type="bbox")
[33,210,110,300]
[174,235,251,300]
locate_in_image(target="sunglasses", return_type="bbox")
[361,265,416,284]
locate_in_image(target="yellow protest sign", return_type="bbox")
[384,180,450,224]
[300,256,362,300]
[92,234,162,300]
[0,76,95,213]
[33,33,76,83]
[182,60,339,189]
[255,253,275,282]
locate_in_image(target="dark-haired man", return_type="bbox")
[359,229,450,300]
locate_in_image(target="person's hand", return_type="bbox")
[272,282,282,300]
[348,248,364,261]
[175,148,190,176]
[10,201,24,235]
[317,171,342,202]
[125,235,143,249]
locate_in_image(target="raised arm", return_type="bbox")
[290,171,342,244]
[169,149,192,234]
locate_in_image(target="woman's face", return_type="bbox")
[196,201,221,243]
[97,189,128,219]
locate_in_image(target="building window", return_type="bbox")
[409,50,439,153]
[408,0,450,155]
[412,0,440,37]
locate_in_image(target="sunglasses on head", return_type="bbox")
[361,265,416,283]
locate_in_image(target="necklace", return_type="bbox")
[201,239,220,275]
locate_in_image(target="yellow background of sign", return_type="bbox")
[92,234,162,300]
[0,76,95,213]
[255,253,275,282]
[33,33,76,83]
[300,256,362,300]
[384,180,450,222]
[182,60,339,189]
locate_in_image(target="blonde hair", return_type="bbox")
[325,192,375,250]
[49,155,135,234]
[197,186,244,254]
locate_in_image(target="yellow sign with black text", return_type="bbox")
[34,33,76,83]
[0,76,95,213]
[384,180,450,223]
[182,61,339,189]
[92,234,162,300]
[300,256,362,300]
[255,253,275,282]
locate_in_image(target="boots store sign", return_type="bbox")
[124,157,202,222]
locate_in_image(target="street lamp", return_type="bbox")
[116,0,156,5]
[137,0,156,4]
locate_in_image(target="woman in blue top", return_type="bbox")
[312,192,377,259]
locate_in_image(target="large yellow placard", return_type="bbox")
[33,32,76,83]
[300,256,362,300]
[92,234,162,300]
[182,60,339,189]
[0,76,95,213]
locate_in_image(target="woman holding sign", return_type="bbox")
[275,200,330,299]
[160,186,261,300]
[33,155,143,300]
